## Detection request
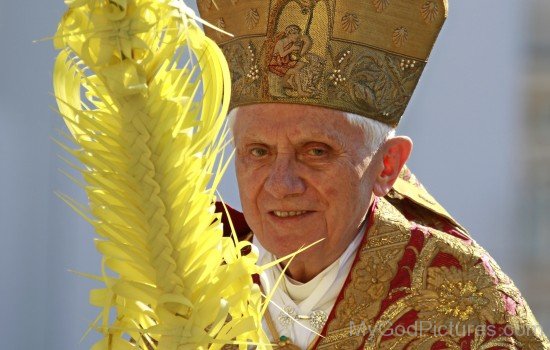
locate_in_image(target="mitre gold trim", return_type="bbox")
[198,0,447,126]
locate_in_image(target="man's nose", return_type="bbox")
[264,155,306,199]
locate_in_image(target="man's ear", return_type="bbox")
[372,136,413,197]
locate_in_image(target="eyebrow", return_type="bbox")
[237,135,270,145]
[301,132,347,149]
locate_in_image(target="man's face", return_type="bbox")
[233,103,379,260]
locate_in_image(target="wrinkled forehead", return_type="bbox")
[231,104,363,146]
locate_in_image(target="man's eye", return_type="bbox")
[307,148,326,157]
[250,147,268,157]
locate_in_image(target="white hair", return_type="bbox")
[342,112,395,155]
[226,107,395,155]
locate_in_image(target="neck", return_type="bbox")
[280,221,368,283]
[280,257,332,283]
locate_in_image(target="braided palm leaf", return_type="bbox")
[52,0,269,348]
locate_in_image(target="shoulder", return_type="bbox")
[406,226,548,349]
[371,181,550,349]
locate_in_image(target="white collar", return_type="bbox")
[254,221,366,310]
[253,224,367,349]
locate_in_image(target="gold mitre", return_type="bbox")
[197,0,447,126]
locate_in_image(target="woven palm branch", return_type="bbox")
[52,0,270,348]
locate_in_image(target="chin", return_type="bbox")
[257,230,320,258]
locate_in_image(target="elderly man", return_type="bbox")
[200,1,549,349]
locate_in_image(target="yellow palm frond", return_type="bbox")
[52,1,270,348]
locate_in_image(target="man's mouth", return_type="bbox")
[272,210,309,218]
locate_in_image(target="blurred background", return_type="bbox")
[1,0,549,349]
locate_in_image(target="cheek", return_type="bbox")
[324,185,339,199]
[236,175,255,205]
[236,160,265,191]
[322,166,372,214]
[235,161,265,224]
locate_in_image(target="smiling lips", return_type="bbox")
[271,210,309,218]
